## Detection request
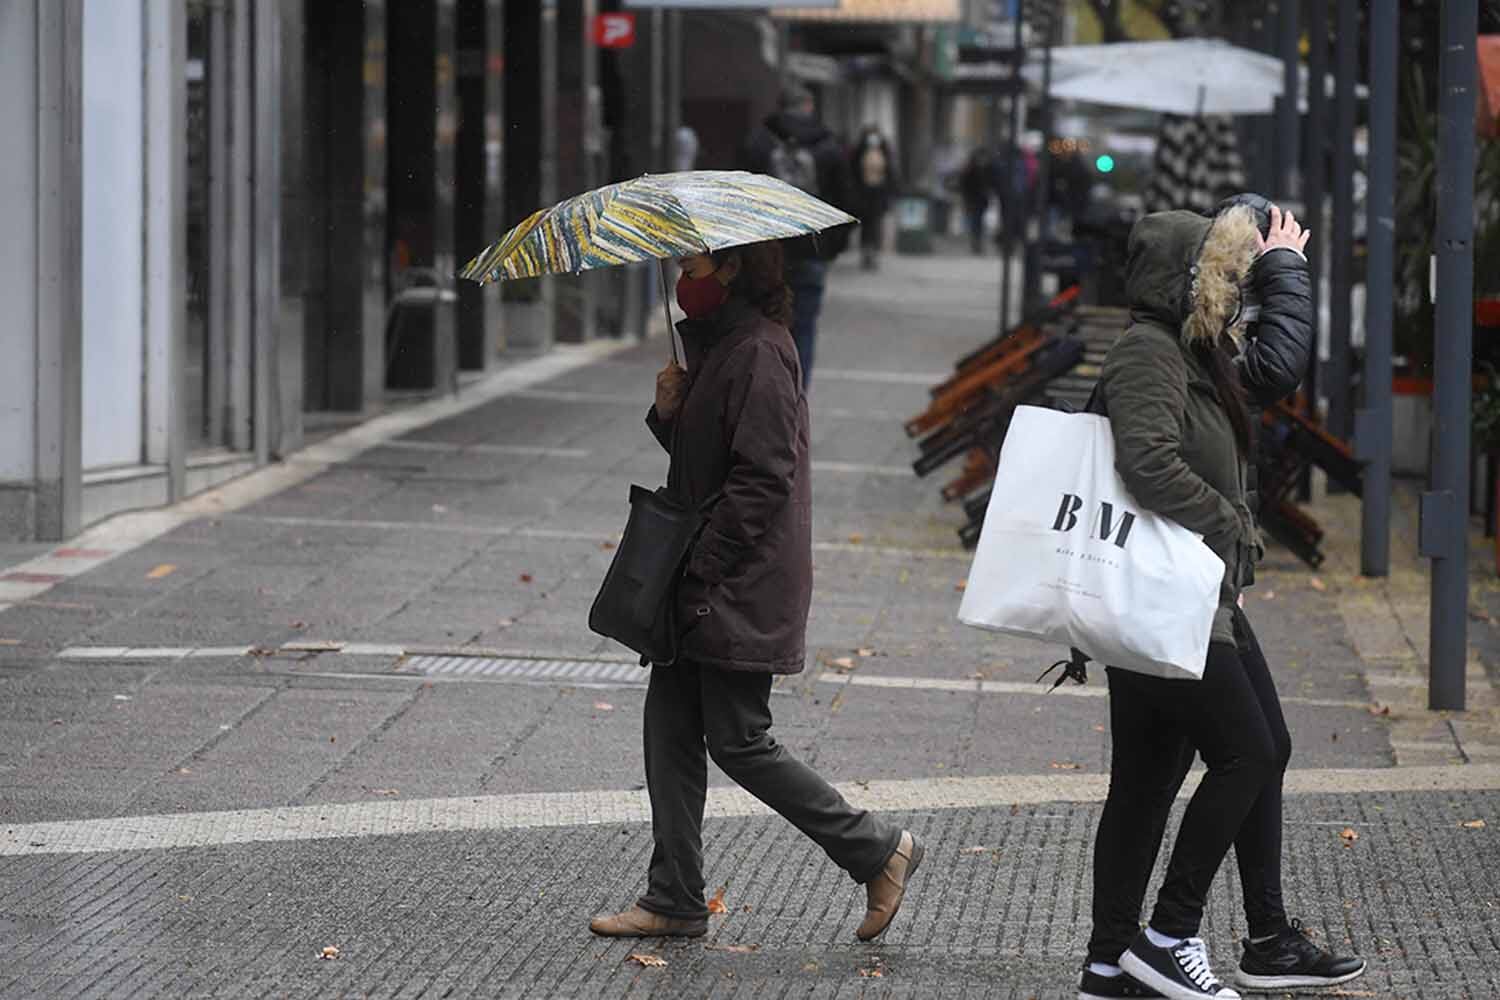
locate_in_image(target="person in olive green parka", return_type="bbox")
[1079,205,1366,1000]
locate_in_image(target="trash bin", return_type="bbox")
[385,268,460,393]
[894,193,934,255]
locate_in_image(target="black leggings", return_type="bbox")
[1087,609,1292,964]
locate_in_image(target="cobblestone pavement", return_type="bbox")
[1,253,1497,998]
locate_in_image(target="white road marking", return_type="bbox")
[4,764,1496,857]
[0,342,635,608]
[812,461,913,477]
[814,369,948,385]
[816,672,1380,710]
[376,440,593,460]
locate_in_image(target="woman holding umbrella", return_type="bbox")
[587,239,923,941]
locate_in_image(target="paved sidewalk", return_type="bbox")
[1,252,1497,998]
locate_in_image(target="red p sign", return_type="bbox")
[592,13,636,49]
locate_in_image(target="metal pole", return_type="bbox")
[1300,0,1327,499]
[538,0,558,350]
[1274,0,1299,200]
[1358,0,1397,577]
[1025,3,1054,313]
[1426,0,1477,711]
[1000,3,1024,334]
[1327,0,1356,441]
[650,9,663,171]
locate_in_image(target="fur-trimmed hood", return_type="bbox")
[1124,206,1261,346]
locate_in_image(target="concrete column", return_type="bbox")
[30,0,86,539]
[144,0,187,501]
[252,0,283,464]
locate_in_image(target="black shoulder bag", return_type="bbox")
[587,412,708,667]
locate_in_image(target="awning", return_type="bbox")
[774,0,961,23]
[1480,35,1500,138]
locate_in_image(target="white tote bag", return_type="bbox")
[957,405,1225,679]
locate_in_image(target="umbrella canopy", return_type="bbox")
[460,170,856,285]
[1027,38,1367,116]
[1039,39,1283,115]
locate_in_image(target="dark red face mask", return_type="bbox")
[676,271,729,319]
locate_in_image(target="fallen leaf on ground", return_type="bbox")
[955,580,968,592]
[1093,725,1106,733]
[847,533,864,545]
[858,958,887,978]
[319,946,340,961]
[519,573,534,583]
[1367,704,1391,716]
[1339,827,1359,846]
[1050,761,1081,770]
[961,845,998,855]
[593,702,614,712]
[707,886,728,914]
[1462,819,1488,830]
[829,656,856,671]
[291,621,306,629]
[601,541,617,551]
[371,788,399,797]
[707,943,760,953]
[0,638,20,646]
[146,564,176,579]
[628,953,667,968]
[856,648,877,658]
[1309,577,1327,592]
[176,767,191,775]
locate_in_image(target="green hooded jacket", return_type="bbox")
[1097,206,1264,645]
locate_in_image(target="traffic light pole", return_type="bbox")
[1425,0,1478,711]
[1358,0,1397,577]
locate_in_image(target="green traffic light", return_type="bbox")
[1095,154,1115,173]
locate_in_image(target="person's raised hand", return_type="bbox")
[1258,203,1311,257]
[655,362,688,420]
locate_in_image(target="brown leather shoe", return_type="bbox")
[588,904,708,938]
[855,830,924,941]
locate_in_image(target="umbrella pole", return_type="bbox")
[658,259,679,365]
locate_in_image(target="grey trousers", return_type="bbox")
[636,661,900,921]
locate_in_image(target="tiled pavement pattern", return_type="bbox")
[1,795,1497,998]
[1,253,1497,997]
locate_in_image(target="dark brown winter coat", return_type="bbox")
[645,295,812,674]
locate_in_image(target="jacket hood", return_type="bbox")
[1125,205,1260,347]
[765,111,833,148]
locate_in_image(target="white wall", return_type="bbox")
[0,0,40,481]
[81,0,146,470]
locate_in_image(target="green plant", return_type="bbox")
[1475,365,1500,453]
[1394,64,1500,374]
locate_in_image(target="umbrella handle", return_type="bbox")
[658,259,679,366]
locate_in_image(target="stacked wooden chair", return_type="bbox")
[1254,399,1363,568]
[908,286,1139,548]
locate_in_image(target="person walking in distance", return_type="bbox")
[740,86,854,389]
[849,126,897,271]
[957,149,995,255]
[1076,202,1365,1000]
[588,240,923,943]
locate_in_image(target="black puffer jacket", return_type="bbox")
[1214,193,1313,405]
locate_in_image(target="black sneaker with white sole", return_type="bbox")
[1233,919,1366,992]
[1078,967,1165,999]
[1120,932,1241,1000]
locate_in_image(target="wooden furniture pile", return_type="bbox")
[909,294,1363,565]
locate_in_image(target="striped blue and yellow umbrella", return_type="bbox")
[459,170,857,285]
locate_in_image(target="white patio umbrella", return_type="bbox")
[1027,38,1365,116]
[1032,39,1283,116]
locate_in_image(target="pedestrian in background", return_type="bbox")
[849,125,897,271]
[957,149,994,255]
[740,86,854,389]
[589,239,923,945]
[1077,202,1364,1000]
